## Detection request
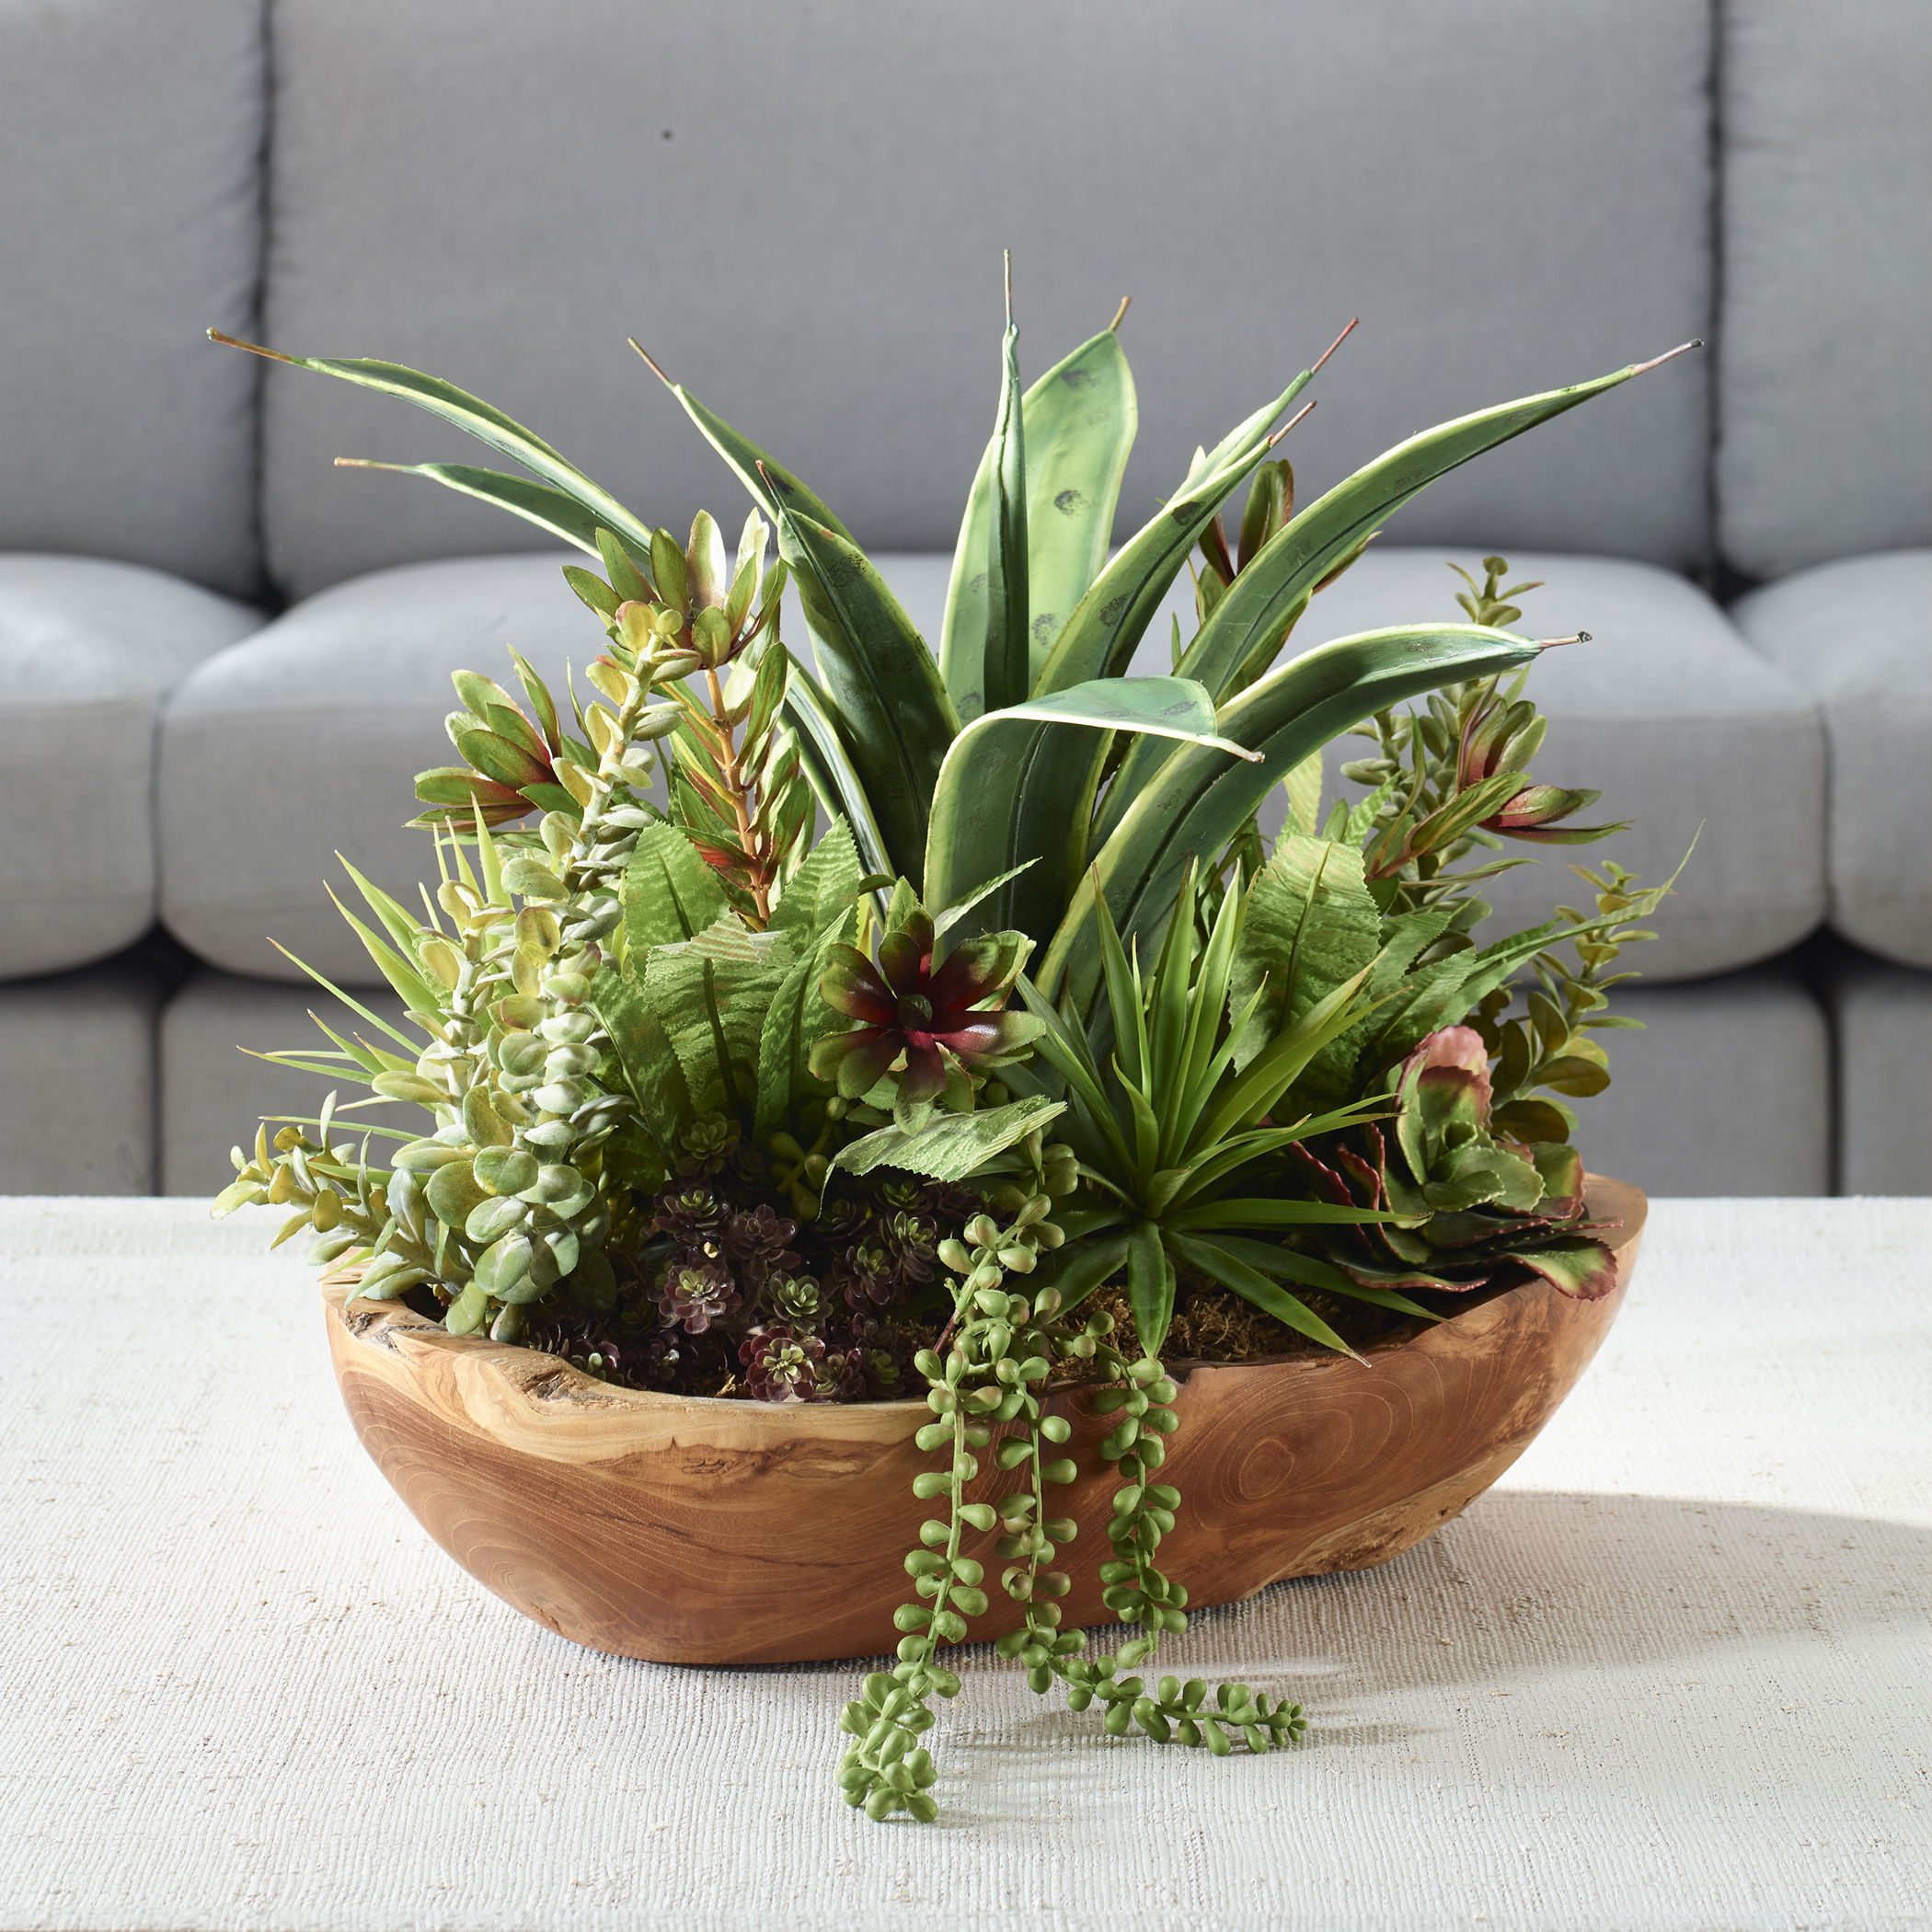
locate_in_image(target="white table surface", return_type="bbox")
[2,1197,1926,1932]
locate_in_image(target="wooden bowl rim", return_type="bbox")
[326,1177,1644,1435]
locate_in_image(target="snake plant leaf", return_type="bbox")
[207,334,659,558]
[644,359,853,540]
[773,503,960,883]
[1041,624,1546,1011]
[1175,351,1696,703]
[781,669,895,882]
[621,821,730,954]
[937,304,1029,723]
[1034,367,1315,696]
[1163,1229,1362,1358]
[925,676,1260,939]
[828,1094,1067,1183]
[941,322,1136,718]
[331,460,611,557]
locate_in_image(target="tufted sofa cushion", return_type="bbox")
[1732,551,1931,969]
[0,557,259,979]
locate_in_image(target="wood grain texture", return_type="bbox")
[325,1179,1645,1665]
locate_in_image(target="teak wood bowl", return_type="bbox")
[324,1177,1645,1666]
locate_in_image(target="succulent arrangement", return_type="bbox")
[209,300,1687,1823]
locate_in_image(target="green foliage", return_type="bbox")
[207,308,1697,1831]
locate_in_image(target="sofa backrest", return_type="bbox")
[0,0,265,599]
[1718,0,1932,580]
[259,0,1717,601]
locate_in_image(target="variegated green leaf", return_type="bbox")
[925,676,1259,943]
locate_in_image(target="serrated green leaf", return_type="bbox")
[621,821,730,954]
[768,817,864,942]
[828,1095,1066,1183]
[1230,837,1380,1087]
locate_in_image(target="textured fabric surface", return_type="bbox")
[0,557,261,978]
[161,971,410,1195]
[1718,0,1932,579]
[1732,551,1932,970]
[2,1197,1924,1931]
[0,0,264,594]
[151,960,1830,1202]
[158,555,590,981]
[0,963,168,1193]
[1828,951,1932,1197]
[1261,549,1827,980]
[259,0,1713,599]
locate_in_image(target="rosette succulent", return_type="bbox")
[811,907,1041,1127]
[1297,1025,1616,1299]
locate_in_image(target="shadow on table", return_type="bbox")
[938,1488,1925,1822]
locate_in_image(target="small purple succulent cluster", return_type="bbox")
[531,1158,983,1403]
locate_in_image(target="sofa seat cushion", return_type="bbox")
[1826,952,1932,1197]
[1731,551,1932,970]
[160,969,408,1196]
[1559,966,1829,1198]
[0,556,260,979]
[1261,549,1825,981]
[158,554,595,982]
[0,957,173,1194]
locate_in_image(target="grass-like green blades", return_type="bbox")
[1017,875,1396,1355]
[207,332,659,558]
[940,316,1136,718]
[924,676,1259,939]
[1041,625,1546,1012]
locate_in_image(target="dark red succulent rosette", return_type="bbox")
[808,912,1040,1107]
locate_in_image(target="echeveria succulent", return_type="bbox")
[810,910,1041,1125]
[1301,1026,1617,1299]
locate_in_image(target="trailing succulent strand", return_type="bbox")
[842,1141,1304,1823]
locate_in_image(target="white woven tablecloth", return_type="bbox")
[2,1197,1926,1932]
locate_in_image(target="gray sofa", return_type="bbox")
[2,0,1926,1200]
